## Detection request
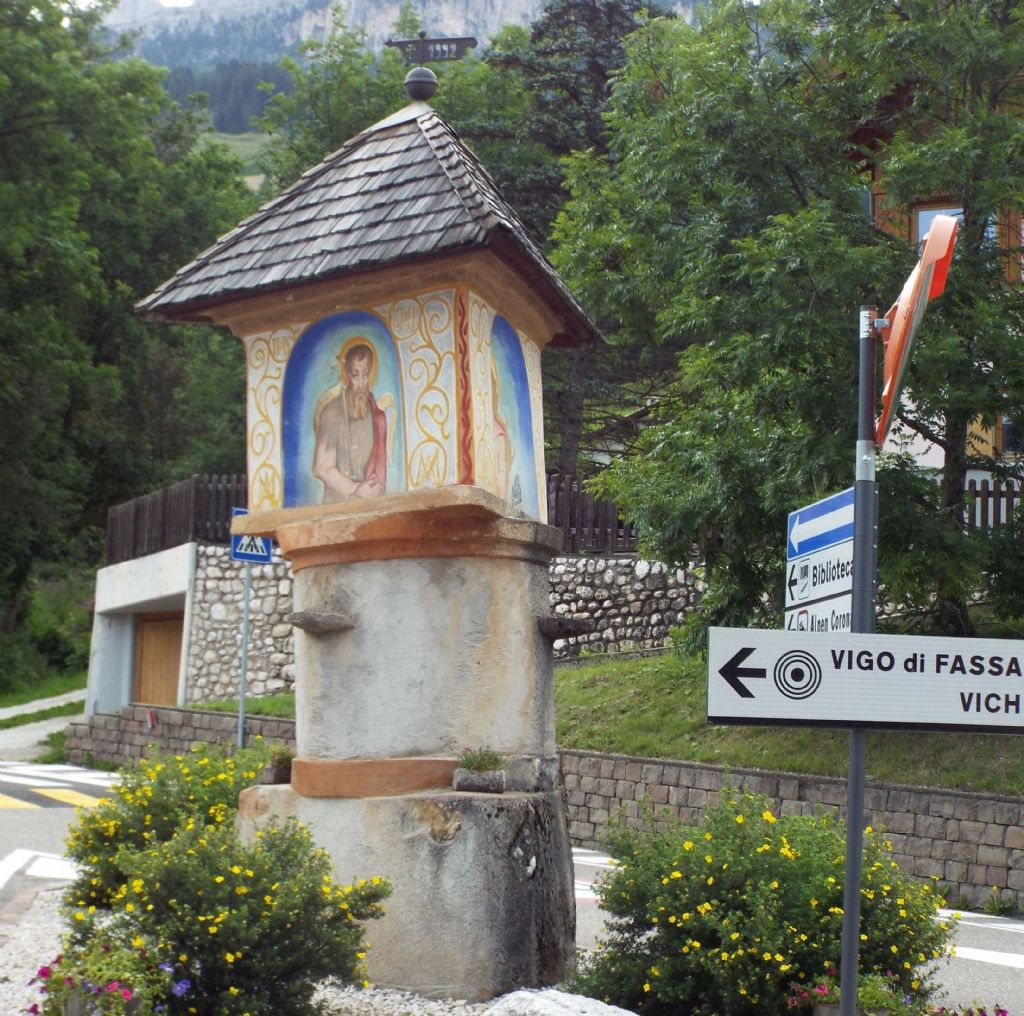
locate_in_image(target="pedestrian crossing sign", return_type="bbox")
[230,507,274,563]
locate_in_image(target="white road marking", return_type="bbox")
[25,854,77,881]
[953,946,1024,970]
[0,849,79,891]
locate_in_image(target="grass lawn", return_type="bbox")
[556,652,1024,796]
[202,652,1024,797]
[0,670,86,709]
[207,131,268,175]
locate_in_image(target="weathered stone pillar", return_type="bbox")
[238,488,575,999]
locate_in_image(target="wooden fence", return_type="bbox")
[965,478,1020,528]
[105,473,1018,566]
[546,472,637,555]
[106,475,247,565]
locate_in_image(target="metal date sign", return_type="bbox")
[385,31,478,65]
[708,626,1024,734]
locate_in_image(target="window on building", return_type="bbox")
[1002,417,1024,456]
[915,205,996,249]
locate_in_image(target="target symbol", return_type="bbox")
[773,650,822,700]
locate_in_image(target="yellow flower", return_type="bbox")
[683,840,694,851]
[762,810,777,824]
[226,952,236,963]
[643,983,651,993]
[735,815,745,825]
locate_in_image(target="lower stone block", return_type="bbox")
[237,786,575,1001]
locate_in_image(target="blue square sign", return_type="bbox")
[230,507,274,563]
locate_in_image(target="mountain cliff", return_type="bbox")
[105,0,545,67]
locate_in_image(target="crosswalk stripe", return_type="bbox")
[0,792,38,809]
[33,788,105,808]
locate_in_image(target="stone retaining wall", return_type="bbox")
[560,749,1024,911]
[184,545,699,701]
[64,705,297,767]
[63,709,1024,911]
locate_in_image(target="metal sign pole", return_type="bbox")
[238,560,251,748]
[839,307,880,1015]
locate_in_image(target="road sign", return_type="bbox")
[787,487,854,559]
[875,214,959,445]
[785,489,854,633]
[785,593,852,634]
[230,507,273,564]
[708,626,1024,733]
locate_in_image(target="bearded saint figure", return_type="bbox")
[312,341,387,502]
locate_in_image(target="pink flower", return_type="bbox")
[35,966,52,980]
[815,985,829,996]
[27,1005,39,1015]
[107,980,121,992]
[121,988,132,1000]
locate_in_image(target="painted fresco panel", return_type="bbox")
[378,291,458,491]
[282,311,405,507]
[490,315,539,517]
[271,290,541,517]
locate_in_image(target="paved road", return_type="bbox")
[0,691,85,762]
[1,763,1022,1009]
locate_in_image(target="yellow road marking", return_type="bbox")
[0,792,38,809]
[33,788,104,808]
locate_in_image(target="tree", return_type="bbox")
[390,0,422,39]
[256,10,407,190]
[551,0,1024,642]
[0,0,254,671]
[481,0,679,475]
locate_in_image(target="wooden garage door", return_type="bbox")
[134,613,183,706]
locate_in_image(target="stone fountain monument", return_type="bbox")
[137,71,598,1000]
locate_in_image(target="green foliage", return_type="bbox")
[58,738,389,1014]
[65,741,271,910]
[0,0,256,641]
[554,652,1024,794]
[571,791,952,1014]
[256,10,406,190]
[50,822,389,1015]
[553,0,1024,635]
[459,747,504,771]
[788,972,918,1013]
[201,692,296,718]
[165,62,292,133]
[0,700,82,731]
[982,886,1016,916]
[31,928,177,1014]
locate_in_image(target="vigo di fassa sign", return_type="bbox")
[708,627,1024,733]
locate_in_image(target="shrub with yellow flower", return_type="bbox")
[570,789,952,1014]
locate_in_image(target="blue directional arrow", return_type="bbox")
[787,487,854,560]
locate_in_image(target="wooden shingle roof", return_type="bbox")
[137,102,597,345]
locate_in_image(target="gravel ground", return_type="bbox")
[0,887,493,1016]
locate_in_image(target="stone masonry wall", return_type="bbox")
[549,557,699,658]
[184,546,698,701]
[186,544,294,703]
[561,749,1024,912]
[62,709,1024,912]
[64,705,296,768]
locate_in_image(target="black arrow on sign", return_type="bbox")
[787,564,798,599]
[719,648,766,698]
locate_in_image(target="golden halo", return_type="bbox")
[335,336,379,388]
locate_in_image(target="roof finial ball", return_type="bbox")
[405,66,438,101]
